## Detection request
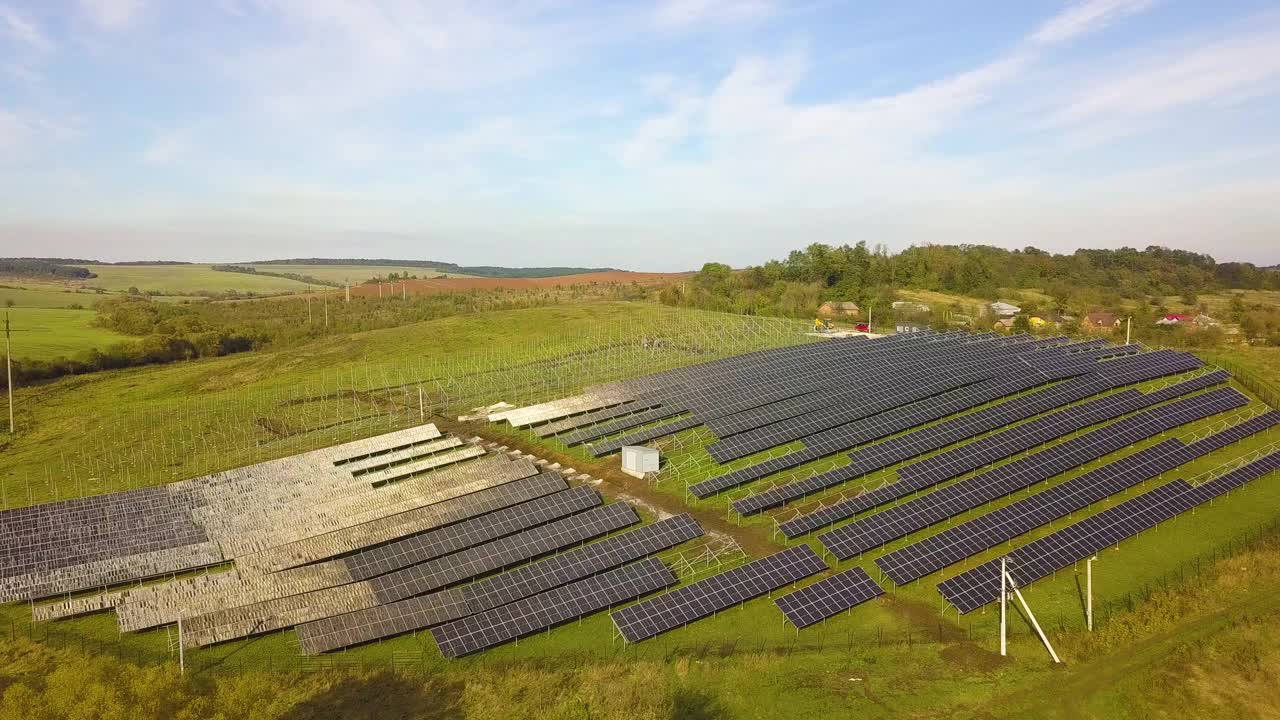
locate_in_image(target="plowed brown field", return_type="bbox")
[349,271,690,297]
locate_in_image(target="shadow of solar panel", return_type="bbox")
[610,545,828,643]
[432,558,677,657]
[775,567,883,628]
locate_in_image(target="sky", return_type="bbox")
[1,0,1278,270]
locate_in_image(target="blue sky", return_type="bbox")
[1,0,1278,269]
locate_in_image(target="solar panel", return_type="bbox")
[432,558,678,657]
[367,502,641,604]
[693,349,1181,501]
[775,567,883,628]
[875,411,1280,585]
[737,359,1214,521]
[610,545,828,643]
[938,450,1280,613]
[816,387,1246,560]
[339,486,603,582]
[252,471,571,572]
[295,514,704,654]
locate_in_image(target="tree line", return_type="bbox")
[0,259,95,280]
[211,264,341,287]
[659,243,1280,320]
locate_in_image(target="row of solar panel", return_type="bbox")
[585,332,1029,451]
[938,449,1280,612]
[875,410,1280,585]
[815,387,1247,560]
[569,331,1080,461]
[728,353,1210,518]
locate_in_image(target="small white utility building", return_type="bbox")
[621,445,660,479]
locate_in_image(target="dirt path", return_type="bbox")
[1000,584,1280,718]
[437,418,781,558]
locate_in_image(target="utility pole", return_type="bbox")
[1000,556,1007,656]
[5,313,13,434]
[1086,555,1095,631]
[323,291,329,329]
[345,279,350,303]
[1125,316,1132,345]
[306,296,312,325]
[177,609,186,675]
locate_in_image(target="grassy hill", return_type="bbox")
[1,307,131,361]
[3,302,1280,718]
[80,264,314,295]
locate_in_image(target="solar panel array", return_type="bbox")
[337,486,603,582]
[366,502,640,605]
[296,514,704,654]
[744,358,1215,523]
[433,558,678,657]
[876,411,1280,585]
[774,567,884,628]
[938,449,1280,613]
[772,371,1230,534]
[699,350,1206,503]
[816,387,1248,560]
[611,545,828,643]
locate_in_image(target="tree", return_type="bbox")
[1012,315,1032,333]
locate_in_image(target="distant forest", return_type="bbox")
[660,243,1280,319]
[0,259,95,280]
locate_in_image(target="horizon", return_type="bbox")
[2,1,1279,269]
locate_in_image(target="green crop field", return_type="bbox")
[0,285,108,309]
[3,302,1280,719]
[2,307,131,361]
[246,264,476,283]
[79,265,314,295]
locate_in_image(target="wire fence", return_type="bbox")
[2,307,811,509]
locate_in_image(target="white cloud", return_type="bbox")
[0,5,52,52]
[1029,0,1155,46]
[654,0,776,30]
[617,97,702,166]
[80,0,144,30]
[1052,27,1280,127]
[141,128,193,166]
[217,1,606,119]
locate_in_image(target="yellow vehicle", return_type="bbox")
[814,318,834,332]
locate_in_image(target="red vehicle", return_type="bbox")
[855,323,870,332]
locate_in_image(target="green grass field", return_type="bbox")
[79,265,314,295]
[2,307,131,361]
[3,303,1280,718]
[0,285,108,309]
